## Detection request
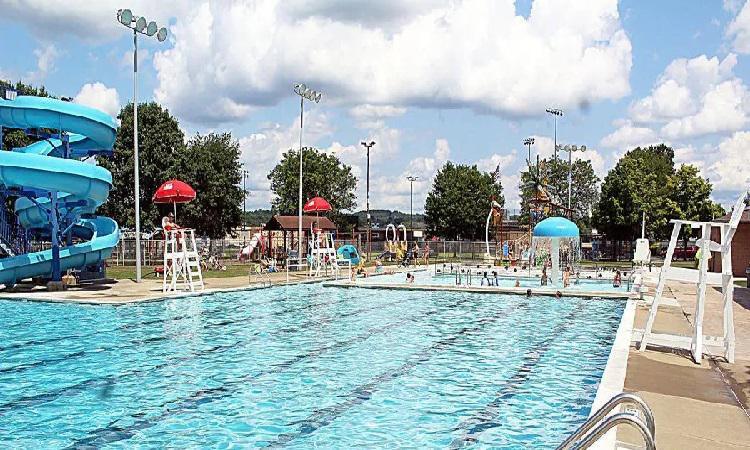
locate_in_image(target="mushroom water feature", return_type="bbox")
[531,217,581,286]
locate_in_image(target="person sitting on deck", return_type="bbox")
[613,270,622,288]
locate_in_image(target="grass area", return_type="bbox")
[106,264,251,280]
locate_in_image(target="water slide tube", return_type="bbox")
[0,96,120,286]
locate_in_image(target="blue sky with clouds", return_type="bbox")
[1,0,749,212]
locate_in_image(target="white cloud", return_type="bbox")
[27,44,60,82]
[120,49,151,70]
[626,53,750,139]
[600,120,659,149]
[727,0,750,53]
[239,110,334,208]
[475,150,517,174]
[0,1,187,42]
[73,82,121,117]
[369,138,452,212]
[706,131,750,192]
[349,104,406,129]
[150,0,631,125]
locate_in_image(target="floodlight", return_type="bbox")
[146,21,158,36]
[157,27,168,42]
[135,17,147,32]
[118,9,133,26]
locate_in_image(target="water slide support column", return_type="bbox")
[551,237,560,287]
[0,125,4,150]
[50,191,61,282]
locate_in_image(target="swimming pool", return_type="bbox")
[364,270,630,293]
[0,284,624,448]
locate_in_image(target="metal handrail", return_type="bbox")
[556,393,655,450]
[570,413,655,450]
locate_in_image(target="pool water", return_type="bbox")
[0,284,624,448]
[366,271,629,293]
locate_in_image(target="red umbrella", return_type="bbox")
[303,196,332,233]
[153,179,196,223]
[303,196,332,213]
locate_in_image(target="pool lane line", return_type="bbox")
[447,301,607,449]
[0,294,414,416]
[261,300,530,449]
[62,294,484,449]
[0,287,369,375]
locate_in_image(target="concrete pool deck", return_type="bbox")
[1,267,749,448]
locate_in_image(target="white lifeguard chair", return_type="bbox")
[163,228,205,292]
[308,225,339,277]
[636,190,747,364]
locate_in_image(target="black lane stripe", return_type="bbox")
[64,294,477,449]
[448,302,587,448]
[0,290,361,376]
[0,351,86,375]
[263,301,529,448]
[0,295,408,416]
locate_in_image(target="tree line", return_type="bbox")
[3,80,726,244]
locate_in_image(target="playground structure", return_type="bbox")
[0,93,120,288]
[635,189,748,364]
[484,199,530,265]
[530,216,581,286]
[381,223,409,263]
[238,232,266,261]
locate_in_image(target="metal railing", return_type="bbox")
[0,194,30,256]
[556,393,656,450]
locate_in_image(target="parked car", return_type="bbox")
[660,244,698,259]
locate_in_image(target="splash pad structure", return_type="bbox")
[531,217,581,286]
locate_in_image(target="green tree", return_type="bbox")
[671,164,726,258]
[519,157,599,230]
[267,148,357,221]
[166,133,244,238]
[594,144,679,242]
[425,162,504,239]
[97,102,185,230]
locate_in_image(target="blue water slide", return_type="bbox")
[0,95,120,286]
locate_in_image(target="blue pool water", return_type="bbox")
[0,284,624,448]
[365,271,629,293]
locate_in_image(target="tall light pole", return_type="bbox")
[406,176,419,231]
[360,141,375,260]
[242,168,249,243]
[559,144,587,215]
[523,137,535,163]
[293,83,322,262]
[545,108,563,160]
[117,9,168,282]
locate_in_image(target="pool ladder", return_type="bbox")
[556,393,656,450]
[249,271,272,288]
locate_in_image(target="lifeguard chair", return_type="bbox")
[163,228,204,292]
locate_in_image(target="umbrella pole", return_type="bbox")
[173,202,177,224]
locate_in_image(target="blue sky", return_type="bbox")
[1,0,749,212]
